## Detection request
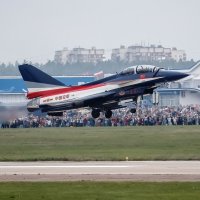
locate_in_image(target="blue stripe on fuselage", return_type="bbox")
[83,72,154,86]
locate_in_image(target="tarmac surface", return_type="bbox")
[0,161,200,182]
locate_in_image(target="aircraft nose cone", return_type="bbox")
[174,71,189,79]
[157,70,189,81]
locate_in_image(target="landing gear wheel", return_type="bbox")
[91,109,100,118]
[105,110,112,118]
[130,108,136,113]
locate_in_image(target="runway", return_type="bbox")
[0,161,200,182]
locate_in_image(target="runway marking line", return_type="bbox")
[0,165,130,168]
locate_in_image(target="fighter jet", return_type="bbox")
[19,64,188,118]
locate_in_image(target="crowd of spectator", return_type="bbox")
[1,105,200,128]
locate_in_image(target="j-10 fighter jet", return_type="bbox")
[19,64,188,118]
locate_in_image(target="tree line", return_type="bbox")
[0,59,196,76]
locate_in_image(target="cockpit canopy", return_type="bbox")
[120,65,160,75]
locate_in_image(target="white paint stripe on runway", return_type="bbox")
[0,165,129,168]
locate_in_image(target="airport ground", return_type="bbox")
[0,182,200,200]
[0,126,200,161]
[1,126,200,199]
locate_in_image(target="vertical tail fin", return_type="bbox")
[18,64,65,93]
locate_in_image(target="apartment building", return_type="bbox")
[54,47,105,64]
[111,45,186,63]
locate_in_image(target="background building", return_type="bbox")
[111,45,186,63]
[171,47,187,62]
[157,61,200,106]
[54,47,105,64]
[0,75,95,116]
[54,44,187,66]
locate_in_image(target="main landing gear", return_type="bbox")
[91,109,113,119]
[130,108,136,113]
[91,109,101,119]
[105,109,112,118]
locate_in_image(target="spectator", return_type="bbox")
[2,105,200,128]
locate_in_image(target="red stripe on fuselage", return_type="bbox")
[27,83,106,99]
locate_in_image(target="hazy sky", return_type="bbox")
[0,0,199,63]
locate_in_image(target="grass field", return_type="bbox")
[0,182,200,200]
[0,126,200,161]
